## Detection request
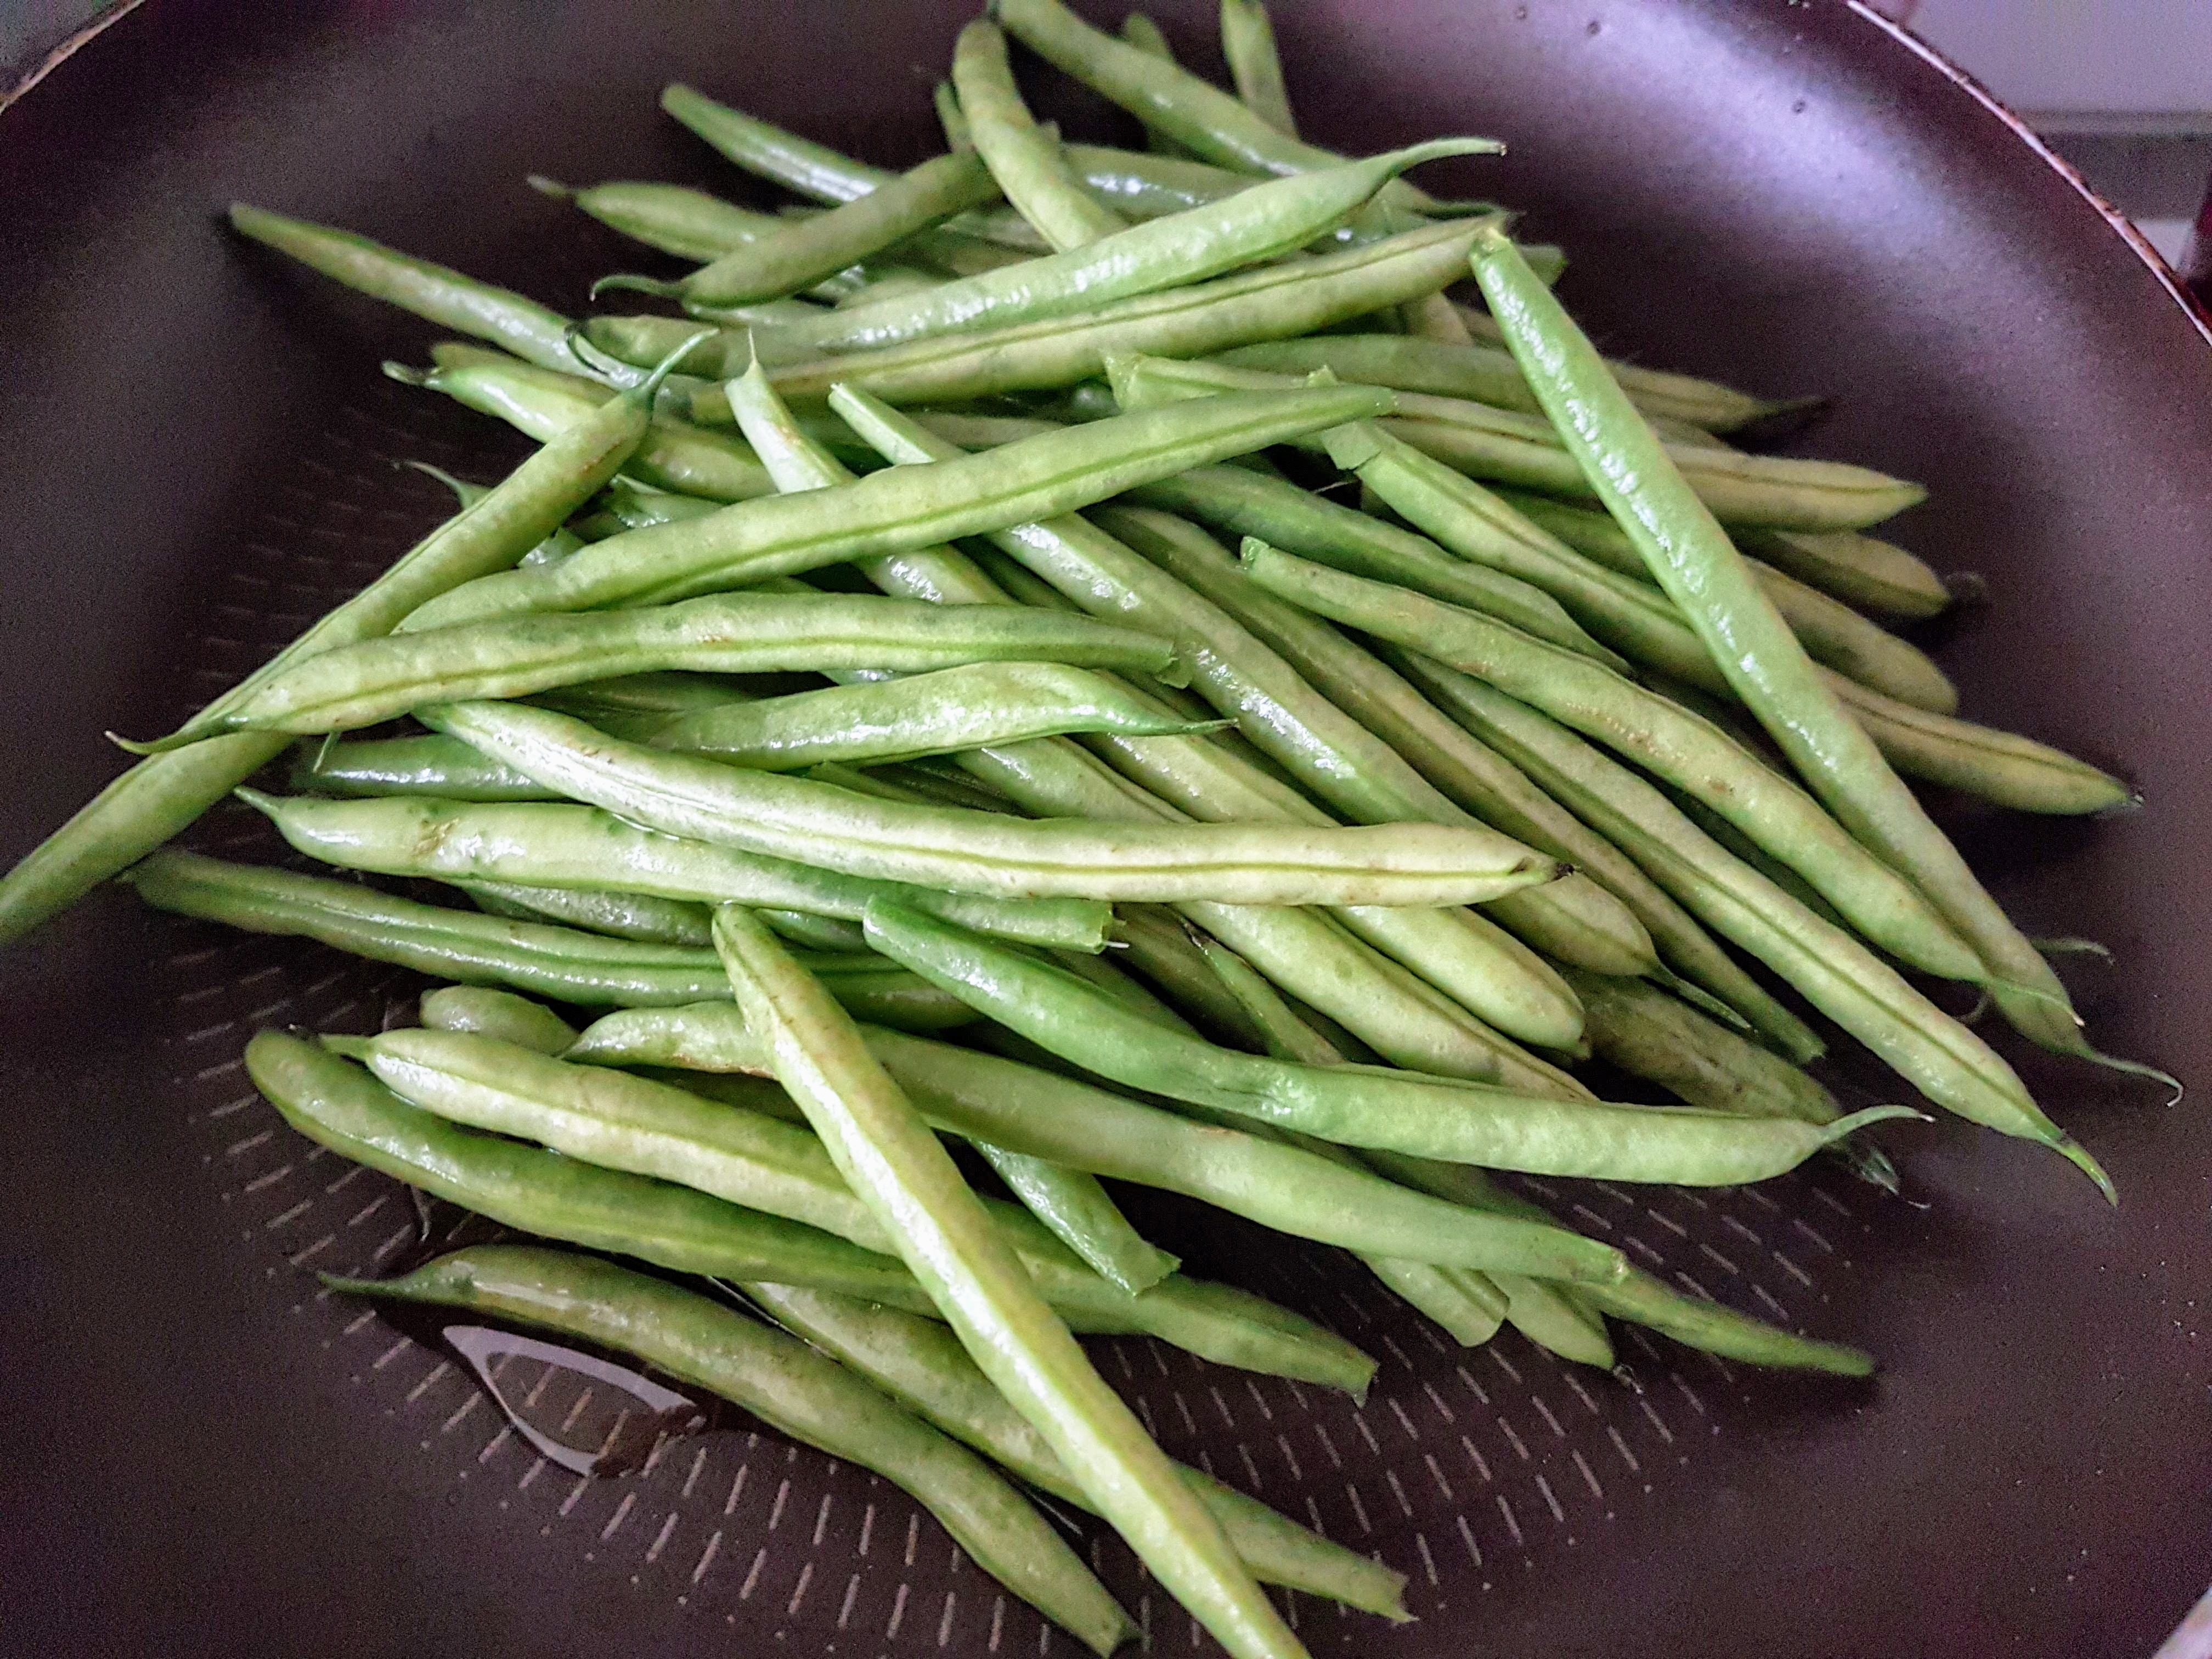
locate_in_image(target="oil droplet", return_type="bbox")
[446,1324,706,1477]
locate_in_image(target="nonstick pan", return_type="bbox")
[2,3,2208,1656]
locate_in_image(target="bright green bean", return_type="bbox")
[1471,225,2130,1128]
[243,792,1114,950]
[424,699,1562,906]
[1735,523,1954,619]
[661,83,890,200]
[0,332,685,945]
[713,907,1311,1659]
[419,985,579,1054]
[533,175,785,263]
[291,732,557,800]
[124,849,973,1027]
[865,900,1910,1186]
[1110,905,1270,1047]
[742,1282,1408,1620]
[153,590,1180,742]
[971,1142,1180,1294]
[400,382,1395,628]
[956,19,1130,250]
[330,1246,1133,1654]
[460,879,715,947]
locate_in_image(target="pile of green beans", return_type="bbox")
[6,6,2168,1651]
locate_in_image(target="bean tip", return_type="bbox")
[526,174,573,201]
[2057,1136,2120,1205]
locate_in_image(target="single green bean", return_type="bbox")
[661,83,890,201]
[1397,654,2067,1150]
[742,1282,1408,1620]
[154,590,1180,742]
[1734,523,1954,619]
[763,139,1493,357]
[956,19,1131,250]
[971,1142,1180,1294]
[1110,904,1271,1047]
[533,175,785,263]
[712,908,1311,1659]
[330,1247,1133,1655]
[1238,542,2002,989]
[424,699,1563,906]
[1119,12,1189,156]
[0,331,687,944]
[244,792,1113,951]
[460,879,715,947]
[400,382,1397,628]
[1559,967,1838,1125]
[760,907,869,952]
[399,346,774,502]
[1827,675,2134,815]
[565,1002,1622,1282]
[124,849,972,1028]
[1221,0,1298,135]
[1066,140,1250,215]
[1109,495,1814,1055]
[419,985,579,1054]
[1471,226,2126,1123]
[290,733,559,800]
[531,668,753,719]
[864,900,1910,1186]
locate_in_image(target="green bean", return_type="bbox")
[1066,140,1250,215]
[1220,0,1297,135]
[1225,331,1788,435]
[1238,543,2005,989]
[972,1143,1180,1294]
[658,84,890,201]
[123,849,971,1028]
[951,732,1559,1084]
[741,1283,1408,1620]
[614,661,1227,768]
[652,150,1001,309]
[1110,904,1271,1047]
[400,382,1395,629]
[1491,489,1962,712]
[532,668,751,720]
[763,139,1494,358]
[228,203,577,370]
[425,698,1560,906]
[866,900,1911,1186]
[244,792,1113,951]
[329,1248,1133,1654]
[1119,12,1189,156]
[290,732,557,800]
[1109,494,1814,1055]
[419,985,579,1054]
[1470,227,2134,1122]
[996,0,1445,217]
[532,175,784,263]
[1322,418,1960,713]
[1397,655,2073,1152]
[1827,676,2134,815]
[1560,968,1838,1124]
[397,346,774,502]
[0,332,692,945]
[1735,523,1954,619]
[152,591,1181,743]
[712,908,1310,1659]
[756,907,865,951]
[956,19,1131,250]
[566,1002,1622,1282]
[460,878,715,947]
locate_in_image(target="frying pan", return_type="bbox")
[2,2,2209,1655]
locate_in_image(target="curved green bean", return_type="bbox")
[742,1283,1408,1619]
[956,19,1130,250]
[863,900,1910,1186]
[328,1246,1133,1654]
[971,1142,1180,1294]
[241,792,1114,951]
[123,849,973,1028]
[662,83,891,202]
[149,590,1181,743]
[422,699,1565,907]
[534,175,786,263]
[398,382,1396,628]
[419,985,579,1054]
[711,907,1311,1659]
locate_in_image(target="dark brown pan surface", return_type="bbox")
[2,3,2208,1655]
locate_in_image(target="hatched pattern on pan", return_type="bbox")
[149,356,1896,1656]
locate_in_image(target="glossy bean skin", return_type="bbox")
[459,879,715,947]
[398,383,1396,629]
[970,1142,1180,1294]
[0,335,680,944]
[764,139,1492,358]
[566,1003,1618,1281]
[1470,228,2117,1124]
[424,699,1564,907]
[742,1283,1408,1619]
[123,850,972,1028]
[327,1246,1134,1654]
[864,900,1910,1188]
[1397,655,2073,1153]
[1237,543,2000,989]
[956,19,1131,250]
[291,732,558,800]
[242,792,1115,951]
[162,590,1180,741]
[419,985,580,1054]
[661,82,890,202]
[712,908,1312,1659]
[1118,495,1818,1057]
